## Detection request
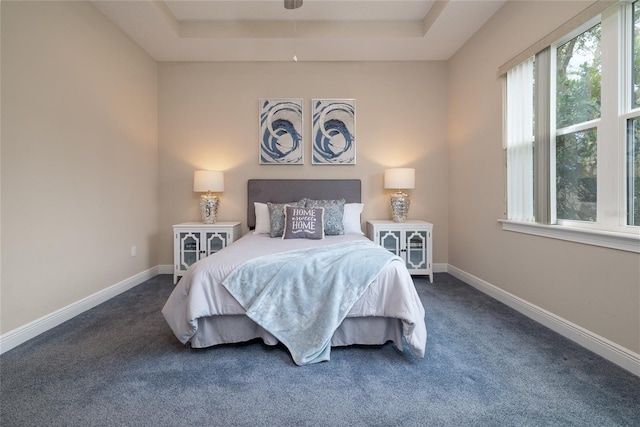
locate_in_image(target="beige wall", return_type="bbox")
[1,1,158,333]
[447,1,640,353]
[158,61,449,266]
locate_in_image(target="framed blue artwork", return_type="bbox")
[312,99,356,165]
[259,98,304,165]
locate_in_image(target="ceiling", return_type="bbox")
[91,0,507,62]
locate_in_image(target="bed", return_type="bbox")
[162,179,427,365]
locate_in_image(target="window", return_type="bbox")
[504,1,640,252]
[628,2,640,226]
[555,24,600,223]
[629,117,640,225]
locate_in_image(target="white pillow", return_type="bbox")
[253,202,271,234]
[343,203,364,235]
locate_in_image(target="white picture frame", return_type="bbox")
[259,98,304,165]
[311,99,356,165]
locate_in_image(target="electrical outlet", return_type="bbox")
[131,246,137,257]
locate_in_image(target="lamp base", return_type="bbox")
[390,191,410,223]
[199,194,219,224]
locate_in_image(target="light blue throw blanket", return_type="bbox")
[222,240,401,365]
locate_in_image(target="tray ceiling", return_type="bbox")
[91,0,507,61]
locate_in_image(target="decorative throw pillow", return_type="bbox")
[304,198,346,235]
[343,203,364,235]
[282,206,324,240]
[253,202,271,234]
[267,201,305,238]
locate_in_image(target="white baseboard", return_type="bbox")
[447,264,640,376]
[433,262,448,273]
[0,266,163,355]
[158,264,173,275]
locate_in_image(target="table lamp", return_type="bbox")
[384,168,415,223]
[194,170,224,224]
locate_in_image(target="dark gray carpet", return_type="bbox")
[1,274,638,426]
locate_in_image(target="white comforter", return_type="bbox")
[162,233,427,359]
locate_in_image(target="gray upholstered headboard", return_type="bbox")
[247,179,361,229]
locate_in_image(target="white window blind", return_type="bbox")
[506,57,535,222]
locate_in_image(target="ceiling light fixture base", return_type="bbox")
[284,0,303,10]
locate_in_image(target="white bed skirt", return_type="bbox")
[191,315,404,350]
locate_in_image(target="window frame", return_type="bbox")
[502,1,640,253]
[552,17,602,228]
[623,0,640,227]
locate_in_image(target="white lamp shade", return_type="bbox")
[194,170,224,192]
[384,168,415,190]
